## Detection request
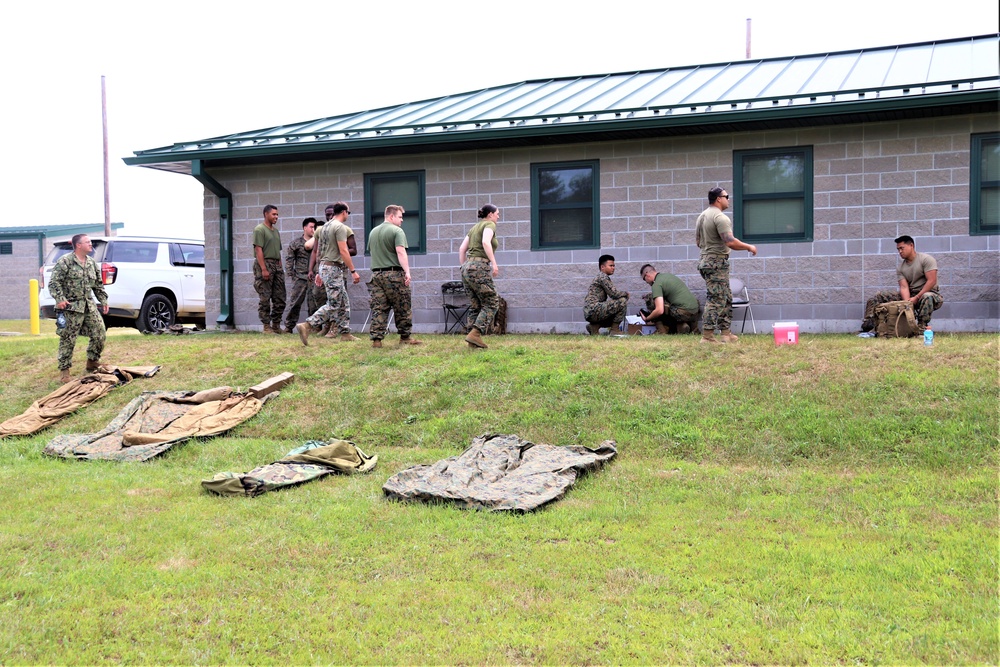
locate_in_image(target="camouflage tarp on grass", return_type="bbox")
[0,365,161,438]
[42,386,275,462]
[202,439,378,497]
[383,433,617,512]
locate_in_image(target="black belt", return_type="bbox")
[320,261,346,267]
[372,267,402,272]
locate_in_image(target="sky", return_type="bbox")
[1,0,997,240]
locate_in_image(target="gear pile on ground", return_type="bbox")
[383,433,616,512]
[0,365,161,438]
[143,324,206,335]
[202,439,378,497]
[42,386,276,461]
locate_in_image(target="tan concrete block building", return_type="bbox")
[127,34,999,333]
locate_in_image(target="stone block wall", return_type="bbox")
[201,112,998,334]
[0,238,42,319]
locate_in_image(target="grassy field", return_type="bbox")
[0,322,996,664]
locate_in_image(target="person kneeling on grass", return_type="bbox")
[583,254,630,335]
[639,264,700,334]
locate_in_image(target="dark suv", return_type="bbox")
[38,236,205,332]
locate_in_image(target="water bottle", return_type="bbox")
[56,311,66,330]
[923,327,933,346]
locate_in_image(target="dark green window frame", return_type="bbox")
[733,147,813,243]
[530,160,600,250]
[363,171,426,255]
[0,242,11,255]
[970,132,999,236]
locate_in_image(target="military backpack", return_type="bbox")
[873,300,918,338]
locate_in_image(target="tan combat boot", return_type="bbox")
[262,324,274,334]
[654,322,669,335]
[372,340,383,349]
[59,368,72,384]
[86,359,101,372]
[465,327,488,349]
[719,329,739,343]
[295,322,312,346]
[699,330,718,344]
[341,333,359,342]
[399,337,423,345]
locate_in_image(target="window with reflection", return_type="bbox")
[733,148,813,243]
[364,171,426,254]
[531,161,600,249]
[971,133,999,236]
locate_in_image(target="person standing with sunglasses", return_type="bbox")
[694,187,757,344]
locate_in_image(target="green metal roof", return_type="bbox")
[0,222,124,238]
[127,34,999,173]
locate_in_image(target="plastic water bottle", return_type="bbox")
[56,311,66,330]
[923,327,933,346]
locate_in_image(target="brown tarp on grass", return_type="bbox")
[42,386,276,462]
[383,433,617,512]
[0,365,161,438]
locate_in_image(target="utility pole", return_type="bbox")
[746,18,752,59]
[102,75,111,237]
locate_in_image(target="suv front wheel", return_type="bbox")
[137,294,176,332]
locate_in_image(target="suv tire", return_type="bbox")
[137,294,176,332]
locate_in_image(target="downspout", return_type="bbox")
[191,160,235,327]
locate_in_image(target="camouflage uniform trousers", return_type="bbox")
[698,255,732,333]
[307,280,326,317]
[57,306,106,370]
[864,289,943,330]
[368,270,413,341]
[461,257,500,333]
[253,258,286,328]
[284,278,310,331]
[307,263,351,335]
[584,296,628,327]
[642,294,699,333]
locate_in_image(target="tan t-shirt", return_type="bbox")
[898,252,939,293]
[318,221,354,264]
[695,207,732,257]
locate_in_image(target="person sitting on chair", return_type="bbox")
[583,255,629,335]
[639,264,700,334]
[862,234,943,332]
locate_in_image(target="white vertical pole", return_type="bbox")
[102,76,111,237]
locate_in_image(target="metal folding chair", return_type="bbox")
[730,277,756,334]
[441,281,470,334]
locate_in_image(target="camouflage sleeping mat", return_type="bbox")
[42,386,275,462]
[383,433,617,512]
[202,439,378,497]
[0,365,161,438]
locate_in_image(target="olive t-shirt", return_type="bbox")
[695,207,732,257]
[318,221,354,263]
[368,222,407,269]
[252,223,282,260]
[465,220,498,260]
[651,273,699,312]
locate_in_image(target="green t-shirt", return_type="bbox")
[465,220,498,260]
[368,222,407,269]
[252,223,282,260]
[651,273,698,312]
